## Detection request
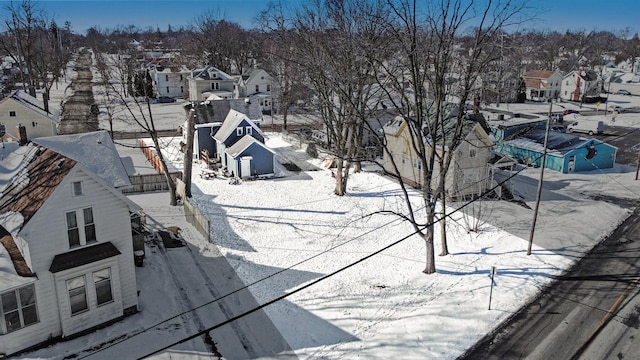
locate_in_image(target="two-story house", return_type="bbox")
[237,68,275,114]
[0,90,59,142]
[382,109,494,199]
[0,133,140,356]
[188,65,236,102]
[147,61,190,99]
[560,69,602,102]
[523,69,564,101]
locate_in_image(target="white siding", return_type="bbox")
[0,99,57,140]
[1,167,138,355]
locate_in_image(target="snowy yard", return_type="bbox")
[14,69,640,359]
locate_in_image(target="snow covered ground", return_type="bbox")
[12,67,640,359]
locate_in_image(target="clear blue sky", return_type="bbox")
[1,0,638,36]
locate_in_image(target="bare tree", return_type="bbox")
[373,0,527,273]
[94,51,178,206]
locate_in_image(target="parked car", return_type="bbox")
[155,96,176,103]
[609,104,624,113]
[550,113,563,122]
[562,109,580,116]
[567,120,604,136]
[617,89,631,95]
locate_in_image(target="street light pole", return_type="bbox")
[528,101,552,255]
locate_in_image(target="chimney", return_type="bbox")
[43,92,49,113]
[17,124,27,145]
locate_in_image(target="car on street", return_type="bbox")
[155,96,176,103]
[562,109,580,116]
[567,120,604,136]
[617,89,631,95]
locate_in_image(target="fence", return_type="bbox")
[176,178,210,241]
[122,172,182,193]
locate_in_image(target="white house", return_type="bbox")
[523,69,564,101]
[147,61,189,99]
[0,137,140,356]
[560,69,602,102]
[0,90,59,142]
[237,68,275,113]
[188,65,236,101]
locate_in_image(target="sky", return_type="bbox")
[3,66,640,358]
[0,0,639,35]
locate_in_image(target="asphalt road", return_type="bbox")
[459,206,640,360]
[593,125,640,168]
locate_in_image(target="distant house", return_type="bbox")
[188,65,236,101]
[0,90,59,142]
[147,61,189,99]
[237,68,275,113]
[0,137,140,356]
[212,109,274,178]
[560,69,602,102]
[382,109,494,199]
[499,128,617,172]
[523,70,564,101]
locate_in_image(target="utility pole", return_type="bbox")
[183,105,196,198]
[528,101,552,255]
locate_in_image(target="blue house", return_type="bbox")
[500,129,617,173]
[213,109,274,178]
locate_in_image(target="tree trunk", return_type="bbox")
[282,106,288,131]
[439,195,448,256]
[423,207,437,274]
[183,109,195,198]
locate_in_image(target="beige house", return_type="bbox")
[0,90,59,142]
[382,112,493,199]
[187,65,236,101]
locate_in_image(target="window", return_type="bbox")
[9,111,16,117]
[245,126,252,135]
[165,74,169,81]
[267,84,271,92]
[1,284,38,333]
[212,82,219,90]
[236,127,243,136]
[66,207,96,248]
[72,181,83,196]
[84,208,96,243]
[255,85,259,92]
[469,148,477,158]
[93,269,113,306]
[180,75,183,81]
[66,211,80,248]
[180,86,184,93]
[67,276,87,315]
[31,121,37,127]
[166,86,170,94]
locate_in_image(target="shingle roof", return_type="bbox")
[49,242,121,273]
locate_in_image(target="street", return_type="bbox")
[459,206,640,360]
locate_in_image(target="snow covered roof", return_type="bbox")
[32,131,132,189]
[225,135,275,158]
[214,109,264,143]
[0,90,60,123]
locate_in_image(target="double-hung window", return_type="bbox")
[66,207,96,248]
[93,269,113,306]
[67,276,88,315]
[1,284,38,333]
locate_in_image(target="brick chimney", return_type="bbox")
[17,124,27,145]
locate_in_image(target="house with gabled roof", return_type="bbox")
[382,107,494,199]
[560,69,602,102]
[0,136,140,356]
[213,109,275,178]
[188,65,236,101]
[523,69,564,102]
[147,61,189,99]
[0,90,59,142]
[237,68,275,114]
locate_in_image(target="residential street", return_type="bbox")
[459,205,640,360]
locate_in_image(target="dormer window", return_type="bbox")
[236,127,243,136]
[245,126,252,135]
